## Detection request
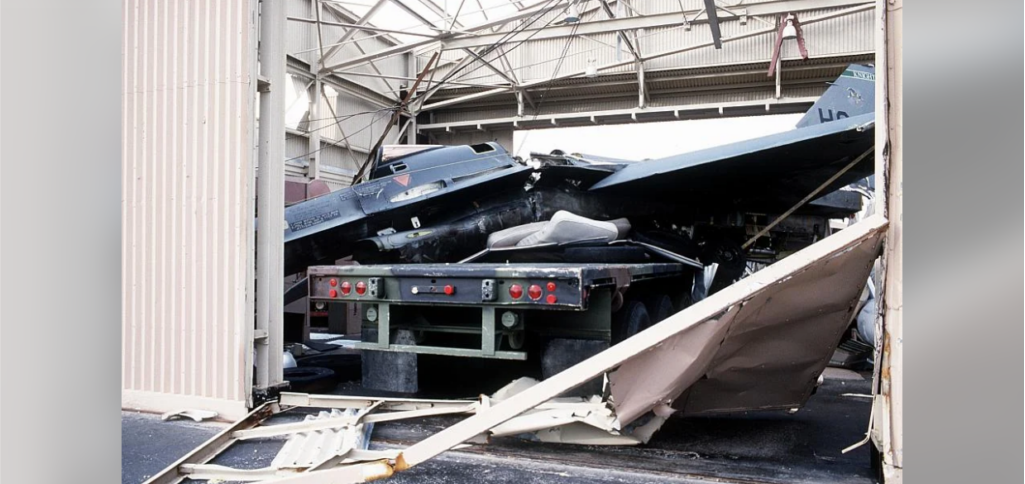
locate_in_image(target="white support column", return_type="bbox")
[775,57,782,99]
[406,53,418,145]
[637,60,646,108]
[309,79,322,180]
[256,0,286,390]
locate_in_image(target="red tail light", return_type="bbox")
[546,294,558,304]
[528,284,543,300]
[329,289,338,298]
[329,278,338,287]
[355,281,367,295]
[509,284,523,299]
[546,282,557,292]
[340,281,352,295]
[443,285,455,295]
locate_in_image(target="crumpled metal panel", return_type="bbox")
[271,409,373,469]
[680,233,881,415]
[607,307,738,425]
[608,227,883,425]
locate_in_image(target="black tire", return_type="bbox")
[284,366,336,393]
[612,300,650,344]
[643,293,675,325]
[295,353,361,382]
[671,287,694,313]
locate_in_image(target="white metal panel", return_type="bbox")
[287,0,317,66]
[122,0,256,419]
[286,132,365,173]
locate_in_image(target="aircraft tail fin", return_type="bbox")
[796,64,876,128]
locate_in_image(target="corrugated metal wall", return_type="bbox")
[122,0,256,418]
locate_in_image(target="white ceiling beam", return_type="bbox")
[474,0,522,85]
[325,70,507,89]
[317,2,400,95]
[322,0,573,73]
[390,0,518,89]
[318,0,389,70]
[417,97,821,131]
[596,0,646,108]
[416,0,466,30]
[320,0,405,46]
[322,38,440,73]
[290,15,432,40]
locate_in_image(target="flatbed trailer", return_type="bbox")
[308,261,698,388]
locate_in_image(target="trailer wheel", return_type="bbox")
[671,289,694,313]
[644,294,675,325]
[284,366,336,394]
[612,300,650,344]
[506,330,525,350]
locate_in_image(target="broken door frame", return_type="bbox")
[871,0,902,482]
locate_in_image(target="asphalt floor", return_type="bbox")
[122,367,878,484]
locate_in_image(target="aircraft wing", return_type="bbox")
[588,113,875,213]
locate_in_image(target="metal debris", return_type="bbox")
[160,409,219,422]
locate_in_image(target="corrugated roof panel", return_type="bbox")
[270,409,373,469]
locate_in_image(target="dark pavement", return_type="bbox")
[122,370,878,484]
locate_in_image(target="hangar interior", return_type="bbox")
[122,1,902,482]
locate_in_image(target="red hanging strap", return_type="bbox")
[767,14,809,77]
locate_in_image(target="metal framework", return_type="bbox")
[289,0,871,113]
